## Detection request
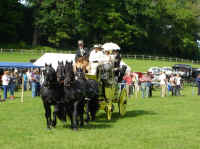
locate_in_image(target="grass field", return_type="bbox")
[0,53,200,149]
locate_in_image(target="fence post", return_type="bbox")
[134,55,136,59]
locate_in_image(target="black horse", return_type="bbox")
[40,64,66,129]
[56,61,65,83]
[63,61,86,130]
[75,67,99,122]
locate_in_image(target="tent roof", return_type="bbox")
[33,53,76,69]
[0,62,40,69]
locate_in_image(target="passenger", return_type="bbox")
[89,44,103,75]
[102,50,112,64]
[83,59,91,74]
[73,57,84,72]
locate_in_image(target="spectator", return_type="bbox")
[169,74,176,96]
[132,72,140,98]
[23,71,28,91]
[196,74,200,96]
[1,71,10,101]
[26,69,32,90]
[140,73,151,98]
[35,70,41,96]
[9,71,17,100]
[147,72,153,97]
[31,70,38,98]
[159,71,167,98]
[15,72,20,91]
[175,74,182,96]
[123,72,133,97]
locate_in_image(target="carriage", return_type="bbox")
[86,64,128,120]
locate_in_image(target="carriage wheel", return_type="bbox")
[118,88,127,116]
[105,103,113,120]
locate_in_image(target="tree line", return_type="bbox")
[1,0,200,59]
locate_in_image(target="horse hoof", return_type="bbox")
[47,127,51,130]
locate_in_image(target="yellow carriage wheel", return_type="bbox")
[105,103,113,120]
[118,88,128,116]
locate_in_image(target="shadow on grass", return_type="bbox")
[55,110,157,130]
[95,110,156,123]
[125,110,157,118]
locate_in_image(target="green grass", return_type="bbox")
[1,88,200,149]
[0,53,42,62]
[1,53,200,149]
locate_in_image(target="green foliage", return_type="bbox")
[1,0,200,58]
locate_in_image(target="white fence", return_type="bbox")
[0,48,200,64]
[121,54,200,64]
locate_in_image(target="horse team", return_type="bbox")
[40,61,99,130]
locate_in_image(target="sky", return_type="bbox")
[19,0,26,5]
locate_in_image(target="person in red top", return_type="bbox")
[123,72,133,97]
[140,73,152,98]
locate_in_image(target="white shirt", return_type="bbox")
[101,54,111,64]
[89,50,103,62]
[176,77,181,85]
[120,60,131,72]
[80,48,85,56]
[159,74,166,85]
[26,71,31,80]
[2,74,10,85]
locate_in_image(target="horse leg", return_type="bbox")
[68,112,73,129]
[72,101,79,130]
[85,100,90,123]
[52,105,58,127]
[79,101,84,127]
[90,98,99,121]
[43,103,52,129]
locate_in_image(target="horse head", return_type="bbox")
[43,63,57,87]
[64,61,74,87]
[57,61,65,83]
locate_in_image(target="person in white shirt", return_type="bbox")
[101,51,112,64]
[89,44,103,75]
[159,71,167,97]
[175,74,182,96]
[26,69,32,90]
[1,71,10,101]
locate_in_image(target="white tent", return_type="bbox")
[34,53,131,72]
[34,53,75,69]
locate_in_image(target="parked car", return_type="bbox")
[172,64,192,79]
[148,67,161,75]
[161,67,173,76]
[192,68,200,79]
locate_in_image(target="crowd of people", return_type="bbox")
[0,69,41,101]
[122,71,184,98]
